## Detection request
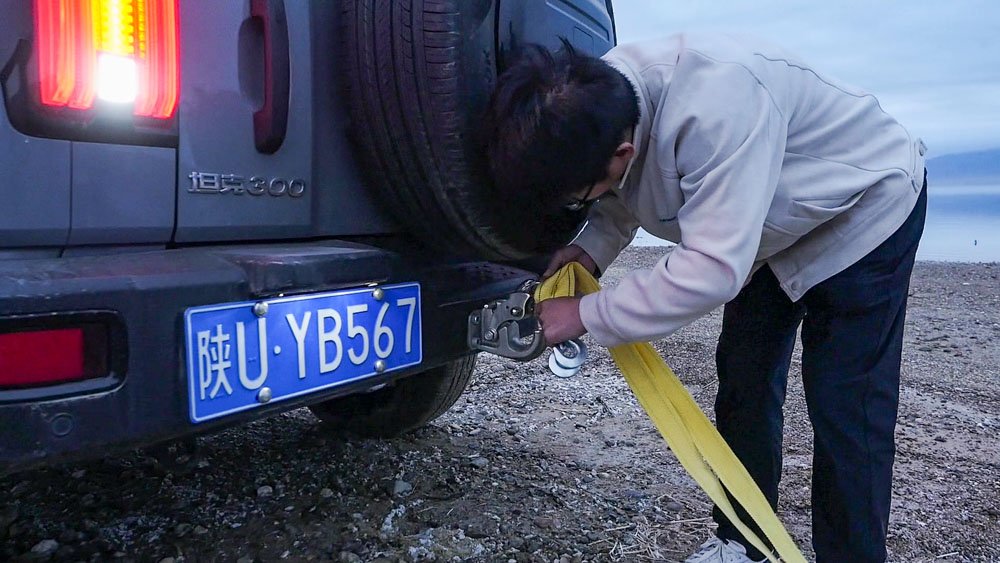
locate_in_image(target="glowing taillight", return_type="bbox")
[34,0,179,120]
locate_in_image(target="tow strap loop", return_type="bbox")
[535,262,806,563]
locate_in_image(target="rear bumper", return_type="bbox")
[0,241,533,475]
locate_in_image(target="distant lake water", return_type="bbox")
[629,183,1000,263]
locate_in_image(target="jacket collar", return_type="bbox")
[603,57,652,192]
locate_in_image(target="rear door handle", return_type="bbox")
[251,0,289,154]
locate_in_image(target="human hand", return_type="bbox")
[536,296,586,345]
[542,244,597,280]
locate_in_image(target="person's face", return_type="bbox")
[563,134,635,211]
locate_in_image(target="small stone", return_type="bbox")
[58,528,79,544]
[237,557,255,563]
[406,546,434,561]
[934,436,947,442]
[339,552,363,563]
[194,525,209,535]
[159,558,176,563]
[31,539,60,557]
[586,531,601,542]
[81,493,97,507]
[533,516,553,529]
[470,457,489,468]
[10,482,30,497]
[92,538,114,554]
[71,469,87,479]
[320,488,335,498]
[665,501,684,512]
[623,489,645,499]
[257,485,274,498]
[174,523,193,536]
[0,505,19,530]
[392,480,413,496]
[465,522,491,538]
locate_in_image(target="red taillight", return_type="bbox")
[34,0,180,120]
[0,328,91,388]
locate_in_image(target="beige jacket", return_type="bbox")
[576,34,926,347]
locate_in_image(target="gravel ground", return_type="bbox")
[2,247,998,562]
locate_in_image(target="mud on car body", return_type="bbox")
[0,0,616,475]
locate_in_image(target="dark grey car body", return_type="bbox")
[0,0,615,475]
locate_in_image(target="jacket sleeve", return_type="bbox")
[579,57,787,347]
[571,194,640,274]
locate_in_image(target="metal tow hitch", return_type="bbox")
[468,280,546,361]
[467,280,588,376]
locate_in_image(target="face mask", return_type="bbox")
[615,153,637,191]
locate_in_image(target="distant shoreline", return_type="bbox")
[928,176,1000,186]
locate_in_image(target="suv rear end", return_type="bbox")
[0,0,617,475]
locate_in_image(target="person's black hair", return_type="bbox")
[481,40,640,210]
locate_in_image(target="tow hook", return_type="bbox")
[468,280,546,361]
[468,280,588,376]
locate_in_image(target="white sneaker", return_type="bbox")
[683,537,765,563]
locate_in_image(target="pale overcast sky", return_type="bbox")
[612,1,1000,156]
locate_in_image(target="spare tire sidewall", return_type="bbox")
[343,0,590,261]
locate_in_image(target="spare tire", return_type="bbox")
[341,0,614,260]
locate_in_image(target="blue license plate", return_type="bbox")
[184,283,422,423]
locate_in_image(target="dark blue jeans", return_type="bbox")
[713,185,927,562]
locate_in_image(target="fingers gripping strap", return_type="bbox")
[535,262,806,563]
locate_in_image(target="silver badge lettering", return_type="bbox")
[188,172,305,198]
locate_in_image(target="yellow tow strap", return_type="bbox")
[535,262,806,563]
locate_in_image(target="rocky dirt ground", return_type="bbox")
[2,247,998,562]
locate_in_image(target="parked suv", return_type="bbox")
[0,0,616,475]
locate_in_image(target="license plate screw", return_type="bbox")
[252,302,269,317]
[375,359,387,373]
[257,387,273,403]
[372,288,385,301]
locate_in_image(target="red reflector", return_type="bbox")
[33,0,180,119]
[0,328,87,387]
